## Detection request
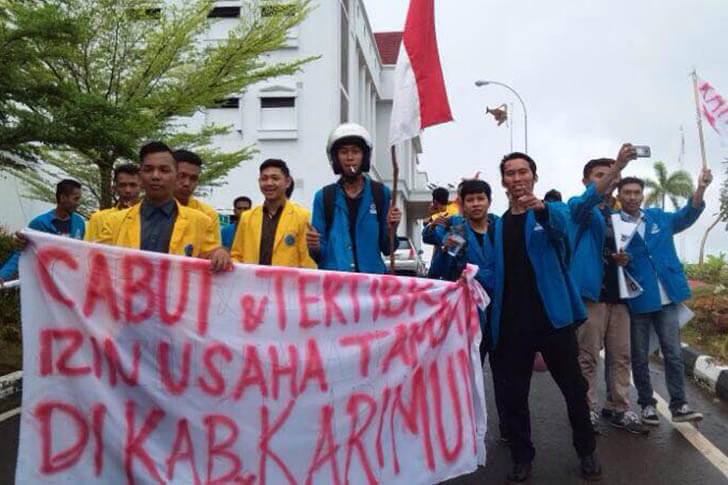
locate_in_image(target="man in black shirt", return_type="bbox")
[568,149,648,435]
[489,153,600,483]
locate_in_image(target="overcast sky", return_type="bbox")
[363,0,728,262]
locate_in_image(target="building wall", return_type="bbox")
[1,0,431,248]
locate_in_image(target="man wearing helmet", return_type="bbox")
[306,123,401,273]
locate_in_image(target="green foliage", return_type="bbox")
[2,0,315,210]
[643,161,694,210]
[721,158,728,230]
[684,253,728,285]
[0,226,21,372]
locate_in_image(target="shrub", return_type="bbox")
[0,226,21,372]
[684,253,728,285]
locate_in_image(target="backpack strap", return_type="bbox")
[322,183,338,235]
[369,180,386,229]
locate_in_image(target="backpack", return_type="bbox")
[322,180,386,236]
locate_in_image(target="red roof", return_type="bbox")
[374,32,402,65]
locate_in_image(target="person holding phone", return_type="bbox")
[568,145,650,435]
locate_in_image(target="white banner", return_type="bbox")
[16,230,487,485]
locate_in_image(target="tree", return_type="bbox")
[643,161,694,210]
[2,0,315,212]
[699,158,728,264]
[0,1,81,168]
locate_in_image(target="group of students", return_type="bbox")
[422,144,713,483]
[0,125,715,483]
[0,122,402,283]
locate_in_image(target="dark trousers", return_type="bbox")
[492,326,595,464]
[480,339,509,439]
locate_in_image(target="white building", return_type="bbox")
[1,0,434,248]
[194,0,433,245]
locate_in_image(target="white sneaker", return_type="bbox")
[641,405,660,426]
[671,404,703,423]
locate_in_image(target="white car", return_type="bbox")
[384,237,426,276]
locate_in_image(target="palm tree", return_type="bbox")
[643,161,694,210]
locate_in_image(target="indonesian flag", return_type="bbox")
[697,77,728,140]
[388,0,453,146]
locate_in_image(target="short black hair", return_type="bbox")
[286,178,295,199]
[139,141,173,163]
[432,187,449,205]
[259,158,290,177]
[458,179,492,202]
[234,196,252,208]
[56,179,81,202]
[500,152,537,177]
[173,149,203,167]
[113,163,140,182]
[583,158,613,179]
[618,176,645,191]
[544,189,562,202]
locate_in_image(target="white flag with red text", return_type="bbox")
[697,77,728,140]
[389,0,453,146]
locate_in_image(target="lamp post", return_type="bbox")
[475,80,528,153]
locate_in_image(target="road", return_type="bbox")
[2,359,728,484]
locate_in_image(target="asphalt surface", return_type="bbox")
[2,359,728,484]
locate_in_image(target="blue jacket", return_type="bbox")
[310,177,392,274]
[221,222,236,250]
[422,214,497,294]
[488,203,586,349]
[623,201,704,314]
[0,209,85,280]
[568,183,608,301]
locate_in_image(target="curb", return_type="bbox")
[678,344,728,401]
[0,371,22,400]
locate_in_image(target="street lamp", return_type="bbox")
[475,80,528,153]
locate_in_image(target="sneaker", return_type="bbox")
[609,411,649,435]
[641,405,660,426]
[600,408,617,420]
[507,461,532,483]
[671,404,703,423]
[580,452,603,481]
[590,410,601,435]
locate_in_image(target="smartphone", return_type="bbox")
[634,145,651,158]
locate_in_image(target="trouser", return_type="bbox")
[577,300,631,412]
[480,336,509,439]
[630,304,687,411]
[493,326,595,464]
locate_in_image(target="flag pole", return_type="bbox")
[691,70,708,169]
[389,145,399,275]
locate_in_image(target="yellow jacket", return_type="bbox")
[85,207,122,242]
[429,202,460,222]
[231,201,316,268]
[185,197,221,246]
[98,201,218,257]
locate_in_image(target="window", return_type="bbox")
[257,86,298,139]
[261,97,295,108]
[212,97,240,109]
[208,7,240,18]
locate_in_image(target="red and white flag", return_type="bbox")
[697,77,728,140]
[388,0,453,146]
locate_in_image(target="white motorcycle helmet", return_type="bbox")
[326,123,373,174]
